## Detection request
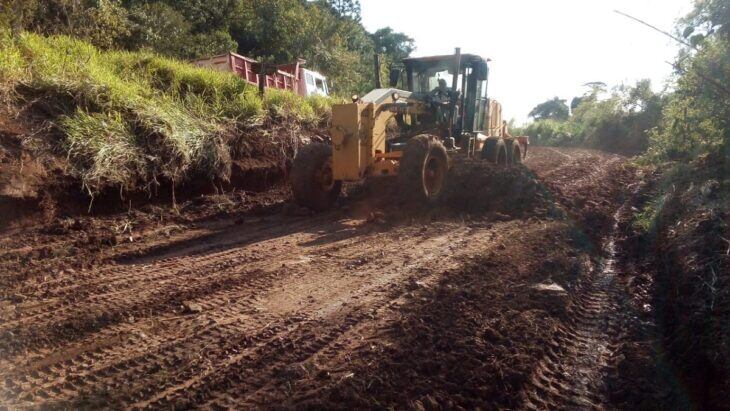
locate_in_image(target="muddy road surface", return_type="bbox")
[0,147,649,409]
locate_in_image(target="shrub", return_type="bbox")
[523,119,580,146]
[645,38,729,163]
[305,94,334,123]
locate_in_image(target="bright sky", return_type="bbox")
[361,0,694,124]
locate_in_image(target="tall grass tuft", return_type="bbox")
[62,110,146,193]
[264,89,317,123]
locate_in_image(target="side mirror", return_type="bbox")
[475,61,488,81]
[389,68,401,88]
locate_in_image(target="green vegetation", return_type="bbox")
[523,0,727,162]
[0,29,331,195]
[646,36,729,162]
[523,80,664,154]
[0,0,415,96]
[528,97,570,122]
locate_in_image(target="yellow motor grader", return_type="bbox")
[291,48,528,211]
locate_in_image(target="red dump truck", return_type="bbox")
[191,52,329,97]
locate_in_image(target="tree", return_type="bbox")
[126,2,236,58]
[529,97,570,121]
[126,2,191,55]
[319,0,361,21]
[162,0,242,33]
[78,0,130,49]
[371,27,415,62]
[678,0,728,41]
[19,0,130,49]
[570,96,583,113]
[583,81,607,94]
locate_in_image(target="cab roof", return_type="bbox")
[402,54,489,75]
[403,53,488,66]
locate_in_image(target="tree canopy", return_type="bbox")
[528,97,570,121]
[372,27,415,62]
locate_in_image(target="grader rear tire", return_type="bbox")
[399,135,449,202]
[505,140,522,165]
[481,138,507,165]
[290,143,341,211]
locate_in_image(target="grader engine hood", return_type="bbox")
[330,103,371,181]
[330,89,409,182]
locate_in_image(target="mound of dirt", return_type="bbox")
[440,160,556,217]
[0,110,64,229]
[342,159,558,224]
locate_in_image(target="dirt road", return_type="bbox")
[0,147,645,409]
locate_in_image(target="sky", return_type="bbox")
[361,0,694,124]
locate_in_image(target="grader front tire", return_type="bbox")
[290,143,342,211]
[399,135,449,202]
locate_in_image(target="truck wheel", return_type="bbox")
[399,135,449,202]
[290,143,341,211]
[505,140,522,165]
[481,138,507,165]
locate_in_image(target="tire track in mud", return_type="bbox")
[0,216,493,408]
[135,229,484,409]
[188,226,509,409]
[0,217,377,352]
[4,215,318,295]
[520,207,628,410]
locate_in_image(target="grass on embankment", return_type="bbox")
[0,28,333,196]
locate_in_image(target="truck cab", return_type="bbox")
[301,69,329,97]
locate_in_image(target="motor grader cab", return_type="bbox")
[290,48,529,211]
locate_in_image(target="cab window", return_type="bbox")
[315,78,326,93]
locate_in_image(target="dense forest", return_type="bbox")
[0,0,414,95]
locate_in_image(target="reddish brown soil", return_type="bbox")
[0,147,649,409]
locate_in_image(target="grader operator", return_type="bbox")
[290,48,528,211]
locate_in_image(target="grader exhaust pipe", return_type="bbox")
[374,53,382,89]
